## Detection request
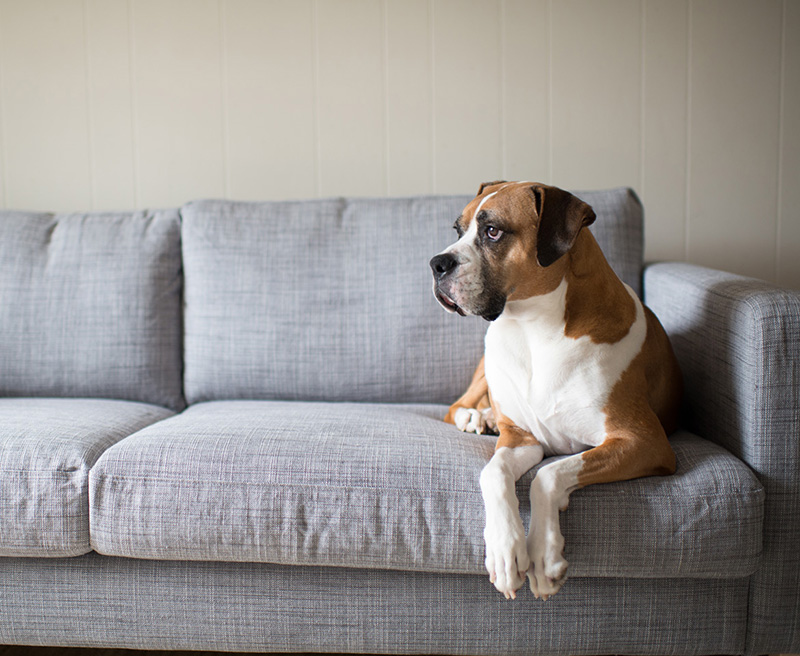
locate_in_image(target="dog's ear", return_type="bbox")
[532,185,596,268]
[477,180,507,196]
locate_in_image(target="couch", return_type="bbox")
[0,188,797,656]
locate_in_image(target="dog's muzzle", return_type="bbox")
[430,253,466,315]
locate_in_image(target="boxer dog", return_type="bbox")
[429,181,681,600]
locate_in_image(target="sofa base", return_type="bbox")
[1,553,748,655]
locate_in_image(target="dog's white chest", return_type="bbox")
[484,280,646,456]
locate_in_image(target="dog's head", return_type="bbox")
[430,181,596,321]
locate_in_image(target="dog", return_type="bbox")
[429,181,682,600]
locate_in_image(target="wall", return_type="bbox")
[0,0,797,288]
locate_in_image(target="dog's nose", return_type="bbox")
[430,253,458,279]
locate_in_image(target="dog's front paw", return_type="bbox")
[526,523,568,600]
[454,407,496,435]
[527,553,568,600]
[484,511,529,599]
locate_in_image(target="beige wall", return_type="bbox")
[0,0,798,288]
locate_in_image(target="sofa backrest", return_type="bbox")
[0,210,184,411]
[182,188,643,405]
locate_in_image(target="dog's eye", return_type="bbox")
[485,226,503,242]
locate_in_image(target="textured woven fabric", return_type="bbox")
[573,187,644,296]
[0,398,173,557]
[181,189,643,405]
[90,400,763,579]
[0,553,749,654]
[645,262,800,655]
[0,209,184,411]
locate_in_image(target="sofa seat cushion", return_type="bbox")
[0,398,174,557]
[89,401,763,579]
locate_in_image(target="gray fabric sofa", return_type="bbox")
[0,189,797,655]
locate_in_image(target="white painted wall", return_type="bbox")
[0,0,797,288]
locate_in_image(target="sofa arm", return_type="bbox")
[644,261,800,655]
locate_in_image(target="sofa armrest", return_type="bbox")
[644,261,800,655]
[644,262,799,462]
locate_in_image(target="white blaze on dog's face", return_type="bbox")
[430,181,596,321]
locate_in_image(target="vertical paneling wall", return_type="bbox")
[0,0,797,288]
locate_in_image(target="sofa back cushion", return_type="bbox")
[0,210,184,411]
[182,188,643,405]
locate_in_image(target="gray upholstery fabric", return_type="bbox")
[645,262,800,656]
[181,189,643,405]
[90,400,763,579]
[0,209,184,411]
[0,398,173,557]
[573,187,644,296]
[0,553,749,654]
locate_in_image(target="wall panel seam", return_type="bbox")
[500,0,506,179]
[684,0,693,262]
[639,0,646,198]
[219,0,230,199]
[382,0,390,196]
[83,0,96,211]
[0,2,7,209]
[311,0,321,197]
[430,0,437,193]
[776,0,786,284]
[547,0,553,183]
[128,0,140,208]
